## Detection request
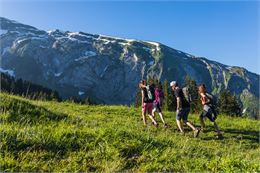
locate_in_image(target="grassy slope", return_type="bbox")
[0,93,259,172]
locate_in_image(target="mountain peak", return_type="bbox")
[0,17,39,32]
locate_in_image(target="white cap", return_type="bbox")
[170,81,177,87]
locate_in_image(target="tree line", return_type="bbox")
[135,75,243,117]
[1,72,60,101]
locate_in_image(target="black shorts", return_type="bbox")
[176,107,190,121]
[153,102,162,113]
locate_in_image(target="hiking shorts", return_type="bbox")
[176,107,190,121]
[142,102,153,115]
[200,106,217,122]
[153,102,162,113]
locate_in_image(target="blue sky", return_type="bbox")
[1,0,259,74]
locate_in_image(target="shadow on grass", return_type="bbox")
[0,96,70,124]
[223,128,259,144]
[200,128,259,144]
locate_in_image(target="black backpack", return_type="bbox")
[205,93,217,107]
[205,93,218,119]
[143,85,155,102]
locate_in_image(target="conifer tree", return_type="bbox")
[218,89,242,116]
[163,80,169,111]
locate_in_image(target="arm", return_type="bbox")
[200,93,209,105]
[141,90,144,106]
[139,83,146,89]
[176,97,182,110]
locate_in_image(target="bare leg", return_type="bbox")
[148,114,157,125]
[185,121,197,131]
[142,112,147,125]
[213,122,221,135]
[200,118,205,130]
[152,109,156,118]
[159,112,166,124]
[176,120,184,133]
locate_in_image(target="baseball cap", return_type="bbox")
[170,81,177,87]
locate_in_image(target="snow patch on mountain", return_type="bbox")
[14,38,29,46]
[75,51,97,61]
[1,47,10,55]
[54,72,62,77]
[97,37,111,44]
[146,41,160,51]
[185,53,192,57]
[0,29,8,35]
[78,91,85,96]
[47,29,65,35]
[68,32,93,39]
[85,51,96,57]
[100,34,135,42]
[30,36,48,41]
[119,42,131,46]
[149,60,154,65]
[200,59,211,70]
[100,65,109,78]
[226,66,232,70]
[0,67,15,76]
[133,53,138,62]
[143,47,151,52]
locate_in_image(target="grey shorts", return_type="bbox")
[176,107,190,121]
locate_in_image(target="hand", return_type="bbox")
[139,83,145,88]
[177,107,182,111]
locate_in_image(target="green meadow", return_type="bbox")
[0,93,259,172]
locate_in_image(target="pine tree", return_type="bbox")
[163,80,169,111]
[218,89,242,116]
[184,75,201,113]
[168,88,176,111]
[135,87,142,108]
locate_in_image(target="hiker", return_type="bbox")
[170,81,200,137]
[198,84,223,139]
[139,80,158,127]
[152,82,168,127]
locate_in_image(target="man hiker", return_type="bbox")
[170,81,200,137]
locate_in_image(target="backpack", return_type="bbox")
[205,92,218,119]
[155,88,164,104]
[146,85,155,101]
[182,87,192,103]
[205,93,216,107]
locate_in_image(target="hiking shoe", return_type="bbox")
[215,134,223,140]
[163,123,168,128]
[194,129,201,138]
[152,122,158,128]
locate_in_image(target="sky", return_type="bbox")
[1,0,259,74]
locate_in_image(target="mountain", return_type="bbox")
[0,17,259,117]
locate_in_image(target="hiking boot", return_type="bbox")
[152,122,158,128]
[180,131,185,136]
[163,123,168,128]
[215,134,223,140]
[194,129,201,138]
